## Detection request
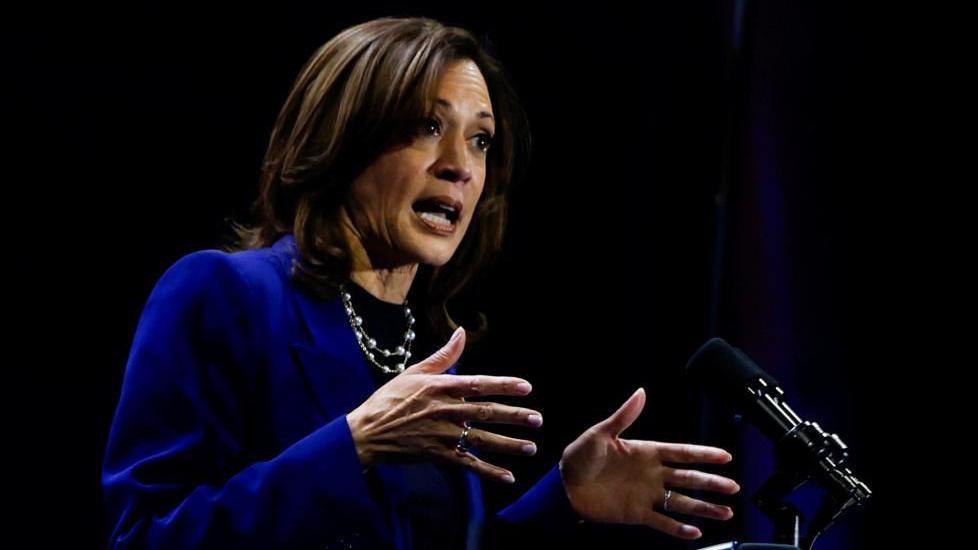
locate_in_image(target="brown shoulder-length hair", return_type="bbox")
[226,16,530,342]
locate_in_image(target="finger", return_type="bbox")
[437,424,538,457]
[405,327,465,375]
[654,442,733,465]
[597,387,645,437]
[435,402,543,428]
[440,375,533,399]
[638,509,702,540]
[433,446,517,484]
[663,491,734,521]
[664,468,740,495]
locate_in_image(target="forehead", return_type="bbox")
[433,59,493,117]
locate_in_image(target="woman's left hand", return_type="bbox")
[558,388,740,540]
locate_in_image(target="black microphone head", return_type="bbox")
[685,338,781,407]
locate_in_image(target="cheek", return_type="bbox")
[460,185,487,232]
[357,171,414,220]
[376,158,426,206]
[349,185,385,227]
[469,176,487,212]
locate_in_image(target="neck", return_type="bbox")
[350,266,417,304]
[341,213,418,305]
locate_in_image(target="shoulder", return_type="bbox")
[135,246,293,347]
[153,250,244,297]
[150,245,288,308]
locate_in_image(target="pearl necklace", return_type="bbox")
[340,284,416,374]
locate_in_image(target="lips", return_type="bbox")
[411,195,463,222]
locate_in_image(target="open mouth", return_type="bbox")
[411,196,462,233]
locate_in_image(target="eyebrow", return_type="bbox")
[435,97,494,122]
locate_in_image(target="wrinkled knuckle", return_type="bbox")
[419,380,441,397]
[426,402,449,418]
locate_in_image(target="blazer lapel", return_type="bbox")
[269,234,373,422]
[289,295,375,423]
[271,234,483,546]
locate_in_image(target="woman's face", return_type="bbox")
[346,58,495,268]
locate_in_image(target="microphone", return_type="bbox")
[685,338,871,506]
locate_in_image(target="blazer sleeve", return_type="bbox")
[493,463,581,529]
[470,450,582,548]
[102,251,390,549]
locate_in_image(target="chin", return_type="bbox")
[410,239,461,267]
[419,250,457,267]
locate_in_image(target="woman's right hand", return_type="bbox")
[346,327,542,484]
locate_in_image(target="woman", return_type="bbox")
[102,16,740,549]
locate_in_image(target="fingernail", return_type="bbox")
[501,472,515,483]
[521,443,537,455]
[724,507,734,519]
[527,414,543,427]
[516,382,532,393]
[451,327,464,342]
[680,525,701,538]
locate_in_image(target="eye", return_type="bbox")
[420,117,441,137]
[474,133,494,153]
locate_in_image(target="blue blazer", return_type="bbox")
[102,234,579,549]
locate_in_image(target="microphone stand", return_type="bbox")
[749,381,872,550]
[699,378,872,550]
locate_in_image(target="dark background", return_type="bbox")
[6,1,966,548]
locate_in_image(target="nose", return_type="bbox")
[433,131,473,184]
